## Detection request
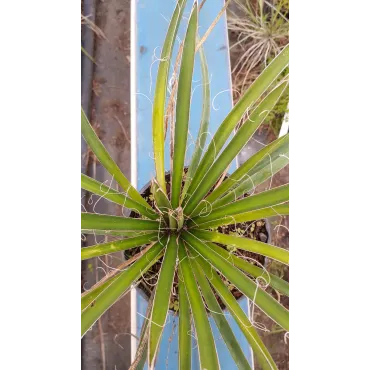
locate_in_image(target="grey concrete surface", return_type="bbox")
[82,1,133,369]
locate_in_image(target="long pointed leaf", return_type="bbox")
[152,0,187,190]
[212,150,289,209]
[192,203,289,229]
[183,232,289,331]
[81,229,152,237]
[151,179,171,225]
[171,4,198,208]
[178,240,220,370]
[181,43,210,202]
[81,241,164,311]
[182,45,289,205]
[81,240,165,336]
[193,229,289,265]
[189,251,252,370]
[81,174,158,220]
[178,268,191,370]
[81,232,158,260]
[148,235,178,368]
[81,108,150,209]
[82,274,121,312]
[194,134,289,213]
[188,248,278,370]
[204,241,289,296]
[191,184,289,225]
[129,293,155,370]
[183,81,288,215]
[81,213,161,231]
[243,136,289,179]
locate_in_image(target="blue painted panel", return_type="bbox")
[134,0,253,368]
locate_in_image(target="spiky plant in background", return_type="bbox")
[228,0,289,142]
[81,1,289,369]
[228,0,289,91]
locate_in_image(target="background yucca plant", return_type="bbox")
[81,1,289,369]
[228,0,289,91]
[227,0,289,141]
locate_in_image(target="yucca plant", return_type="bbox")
[81,1,289,369]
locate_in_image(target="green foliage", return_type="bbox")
[81,2,289,369]
[264,63,289,136]
[266,89,289,136]
[277,0,289,15]
[168,300,179,312]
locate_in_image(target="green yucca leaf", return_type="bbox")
[183,80,288,215]
[178,240,220,370]
[81,232,158,260]
[81,240,163,312]
[189,251,252,370]
[81,174,158,220]
[181,42,211,202]
[152,0,187,191]
[204,242,289,296]
[171,4,198,208]
[151,179,171,224]
[195,134,289,212]
[81,229,152,237]
[192,203,289,229]
[81,213,161,231]
[193,229,289,265]
[190,250,278,370]
[191,184,289,225]
[82,275,120,312]
[213,153,289,209]
[81,108,151,210]
[182,45,289,206]
[81,240,165,336]
[183,232,289,331]
[245,137,289,179]
[129,295,155,370]
[148,235,178,368]
[178,268,192,370]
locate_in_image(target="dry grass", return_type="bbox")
[228,0,289,91]
[81,13,107,40]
